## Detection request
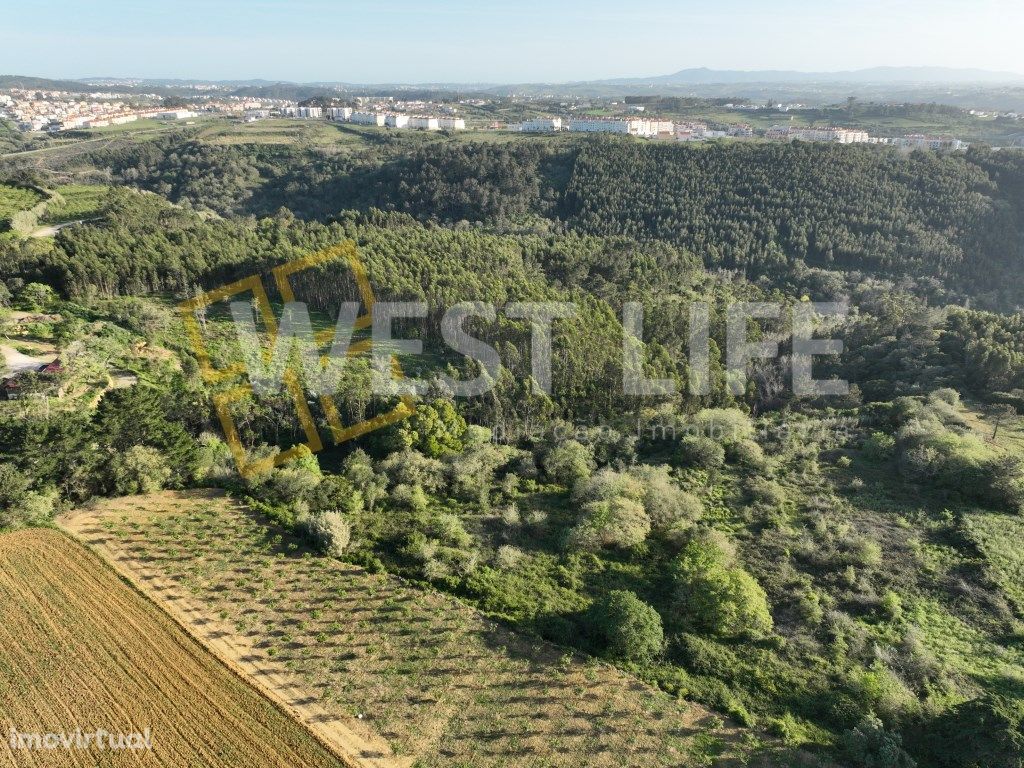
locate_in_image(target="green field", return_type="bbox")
[42,184,110,223]
[0,184,44,221]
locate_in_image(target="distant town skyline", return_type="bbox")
[3,0,1022,84]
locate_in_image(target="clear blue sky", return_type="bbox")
[2,0,1021,82]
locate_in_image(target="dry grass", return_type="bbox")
[63,491,766,767]
[0,527,349,768]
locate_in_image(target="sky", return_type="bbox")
[2,0,1022,83]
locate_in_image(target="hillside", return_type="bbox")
[2,125,1024,768]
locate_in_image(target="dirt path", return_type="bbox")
[30,218,88,237]
[61,505,412,768]
[1,344,55,376]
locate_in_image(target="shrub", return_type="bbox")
[15,282,57,311]
[930,388,961,407]
[342,450,387,512]
[308,475,363,516]
[746,477,789,508]
[494,544,524,570]
[570,496,650,550]
[573,468,645,504]
[630,464,704,531]
[691,408,754,445]
[851,662,920,724]
[379,450,446,492]
[671,530,773,638]
[0,479,58,530]
[988,455,1024,513]
[727,438,767,468]
[544,440,595,486]
[676,436,725,469]
[586,590,664,662]
[535,614,577,646]
[429,513,474,549]
[267,466,321,506]
[304,511,351,556]
[108,445,171,495]
[398,399,466,457]
[391,483,429,514]
[862,432,896,462]
[906,694,1024,768]
[840,715,916,768]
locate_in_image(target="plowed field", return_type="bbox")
[0,528,349,768]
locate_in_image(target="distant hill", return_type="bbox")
[603,66,1024,85]
[0,75,100,92]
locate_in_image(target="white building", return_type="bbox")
[409,116,440,130]
[386,113,410,128]
[894,134,968,151]
[156,110,196,120]
[567,118,631,134]
[351,111,386,126]
[650,120,675,136]
[438,116,466,130]
[567,117,666,137]
[514,118,563,132]
[327,107,352,121]
[770,125,871,144]
[296,106,322,118]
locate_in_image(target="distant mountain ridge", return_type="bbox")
[601,66,1024,85]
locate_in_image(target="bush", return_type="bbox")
[308,475,363,516]
[267,466,321,506]
[108,445,171,495]
[691,408,754,445]
[988,455,1024,513]
[0,472,58,530]
[398,399,467,457]
[379,449,446,492]
[676,436,726,469]
[745,477,789,508]
[570,496,650,550]
[906,694,1024,768]
[15,282,57,311]
[850,662,920,724]
[726,438,767,468]
[573,468,645,504]
[840,715,916,768]
[535,614,577,646]
[630,464,704,531]
[586,590,664,662]
[544,440,595,486]
[862,431,896,462]
[671,530,773,638]
[391,483,429,514]
[494,544,524,570]
[304,511,351,556]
